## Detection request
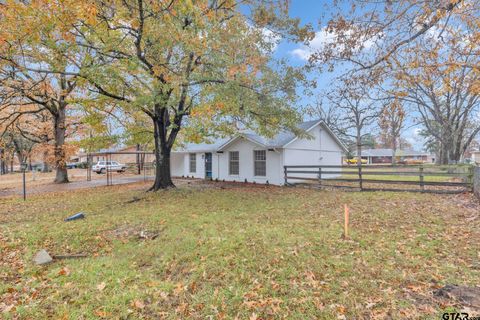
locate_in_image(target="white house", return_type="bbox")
[171,120,347,185]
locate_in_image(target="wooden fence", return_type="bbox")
[284,164,474,194]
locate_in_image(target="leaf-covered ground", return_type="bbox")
[1,181,479,319]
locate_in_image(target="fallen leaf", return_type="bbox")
[94,310,110,317]
[2,304,16,313]
[58,267,70,276]
[97,282,106,291]
[133,299,145,309]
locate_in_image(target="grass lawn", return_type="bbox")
[1,182,479,319]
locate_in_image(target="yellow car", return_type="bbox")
[345,158,368,165]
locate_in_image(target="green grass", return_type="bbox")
[1,183,479,319]
[340,173,451,182]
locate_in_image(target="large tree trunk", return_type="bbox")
[440,142,449,165]
[42,149,50,173]
[15,151,24,168]
[136,143,141,175]
[53,108,69,183]
[150,118,175,191]
[0,148,5,175]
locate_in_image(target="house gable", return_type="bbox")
[217,134,266,152]
[282,121,347,152]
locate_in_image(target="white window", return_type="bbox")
[254,150,266,176]
[229,151,239,175]
[189,153,196,173]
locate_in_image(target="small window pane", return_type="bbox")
[229,151,239,175]
[189,153,196,173]
[254,150,266,176]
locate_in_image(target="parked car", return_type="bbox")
[92,161,127,174]
[345,158,368,165]
[66,162,78,169]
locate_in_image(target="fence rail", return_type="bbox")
[284,164,474,194]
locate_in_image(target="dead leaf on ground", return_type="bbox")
[132,299,145,309]
[97,282,106,291]
[58,267,70,276]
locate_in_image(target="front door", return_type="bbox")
[205,153,212,179]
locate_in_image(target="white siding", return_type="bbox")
[215,138,283,185]
[283,124,343,181]
[181,152,206,179]
[170,153,184,177]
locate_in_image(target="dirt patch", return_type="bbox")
[434,285,480,311]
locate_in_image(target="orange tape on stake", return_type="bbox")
[344,204,349,238]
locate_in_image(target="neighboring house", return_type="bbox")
[70,146,155,164]
[171,120,347,185]
[351,148,432,164]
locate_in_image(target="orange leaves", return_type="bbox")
[83,4,98,25]
[94,309,111,318]
[58,266,70,276]
[242,282,283,317]
[132,299,145,309]
[227,65,248,79]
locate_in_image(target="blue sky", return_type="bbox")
[269,1,425,150]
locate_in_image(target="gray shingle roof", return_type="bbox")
[175,120,324,153]
[178,138,231,153]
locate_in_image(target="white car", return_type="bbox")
[92,161,126,174]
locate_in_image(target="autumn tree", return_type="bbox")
[0,0,96,182]
[378,100,405,164]
[314,76,380,166]
[306,1,479,164]
[15,111,57,172]
[309,0,477,74]
[73,0,310,190]
[392,30,480,164]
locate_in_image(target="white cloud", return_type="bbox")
[261,28,281,51]
[245,23,281,52]
[290,27,380,61]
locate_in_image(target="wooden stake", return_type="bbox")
[344,204,349,239]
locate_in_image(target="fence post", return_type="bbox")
[358,165,363,190]
[473,166,480,199]
[318,167,322,187]
[419,165,424,191]
[284,166,288,185]
[468,165,474,190]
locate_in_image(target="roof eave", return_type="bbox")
[217,134,267,152]
[281,120,323,149]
